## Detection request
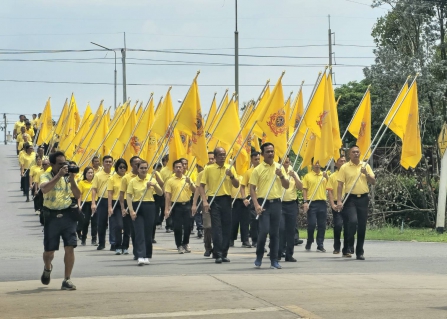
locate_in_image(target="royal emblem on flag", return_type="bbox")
[358,122,367,137]
[316,111,329,129]
[266,109,287,137]
[195,111,204,137]
[76,147,84,154]
[130,136,141,154]
[294,115,302,129]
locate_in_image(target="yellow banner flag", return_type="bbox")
[385,82,409,139]
[152,89,174,138]
[290,88,305,153]
[55,99,68,136]
[314,75,334,166]
[37,98,53,145]
[327,74,342,159]
[303,73,326,137]
[205,94,217,133]
[401,82,422,169]
[348,90,371,159]
[300,132,317,168]
[257,75,288,159]
[438,123,447,157]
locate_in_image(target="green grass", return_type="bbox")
[300,226,447,243]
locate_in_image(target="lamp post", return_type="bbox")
[235,0,239,110]
[91,42,117,110]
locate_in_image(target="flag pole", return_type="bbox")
[257,70,325,212]
[171,71,201,125]
[206,90,226,133]
[206,93,236,142]
[33,98,50,146]
[342,74,419,205]
[61,113,93,155]
[288,81,305,122]
[47,98,72,156]
[207,120,258,208]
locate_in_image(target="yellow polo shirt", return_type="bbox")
[165,175,192,203]
[78,179,93,202]
[92,166,103,175]
[327,170,345,200]
[17,133,29,144]
[302,170,327,201]
[30,165,43,183]
[241,167,254,187]
[127,175,157,202]
[337,161,374,195]
[201,163,238,197]
[249,161,287,200]
[19,152,36,169]
[107,174,124,200]
[14,121,25,134]
[40,172,72,210]
[91,170,113,199]
[283,167,298,201]
[26,128,35,139]
[195,171,204,187]
[121,172,137,193]
[231,176,243,199]
[31,118,38,129]
[160,166,173,183]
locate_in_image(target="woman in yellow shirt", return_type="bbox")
[19,143,35,202]
[107,159,128,255]
[29,156,43,198]
[77,167,95,246]
[127,160,163,266]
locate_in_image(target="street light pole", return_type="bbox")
[235,0,239,110]
[91,42,117,110]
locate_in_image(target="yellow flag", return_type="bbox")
[385,82,409,139]
[55,99,69,136]
[118,108,138,162]
[438,123,447,157]
[401,82,422,169]
[136,103,143,119]
[167,129,187,169]
[73,109,106,164]
[152,89,175,138]
[37,98,53,145]
[102,109,126,160]
[314,75,334,166]
[70,94,81,131]
[303,73,326,137]
[348,90,371,159]
[290,88,305,153]
[250,87,270,139]
[88,112,109,156]
[257,75,288,159]
[327,74,342,159]
[210,93,229,134]
[92,101,104,127]
[69,104,93,158]
[205,95,217,133]
[213,97,240,146]
[300,132,317,168]
[134,99,153,157]
[182,79,208,167]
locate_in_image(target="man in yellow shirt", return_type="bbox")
[192,151,215,257]
[14,115,26,151]
[91,156,102,175]
[159,155,174,232]
[302,158,328,253]
[278,155,303,262]
[249,143,289,269]
[91,155,113,250]
[199,147,239,264]
[31,114,38,132]
[327,156,349,256]
[241,151,260,247]
[40,151,80,290]
[25,121,35,142]
[180,157,202,238]
[165,160,196,254]
[336,145,375,260]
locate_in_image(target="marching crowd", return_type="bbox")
[13,115,375,291]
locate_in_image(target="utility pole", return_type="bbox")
[3,113,6,145]
[121,32,127,103]
[90,42,117,110]
[235,0,239,110]
[328,15,334,78]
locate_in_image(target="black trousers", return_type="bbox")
[208,196,232,258]
[306,200,327,247]
[279,201,298,258]
[132,201,155,258]
[172,203,192,247]
[231,199,250,243]
[343,195,369,256]
[256,199,281,262]
[96,199,109,247]
[154,194,164,226]
[122,200,134,252]
[332,208,348,251]
[80,202,96,241]
[249,203,259,244]
[111,200,124,249]
[21,170,30,198]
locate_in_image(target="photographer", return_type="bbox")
[39,151,80,291]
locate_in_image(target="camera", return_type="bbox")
[68,166,80,174]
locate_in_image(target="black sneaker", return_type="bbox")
[166,229,172,233]
[61,278,77,290]
[110,244,116,251]
[81,240,86,246]
[317,246,326,253]
[222,257,230,262]
[91,239,98,246]
[97,245,105,250]
[305,242,312,251]
[204,250,212,257]
[241,242,251,248]
[349,247,355,254]
[41,264,52,285]
[356,255,365,260]
[152,239,157,244]
[294,239,304,245]
[197,230,203,238]
[215,257,222,264]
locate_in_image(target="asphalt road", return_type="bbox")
[1,144,447,319]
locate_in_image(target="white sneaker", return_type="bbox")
[144,258,150,265]
[137,258,145,266]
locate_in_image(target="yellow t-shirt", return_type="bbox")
[78,179,93,202]
[91,170,113,199]
[302,171,327,201]
[337,161,374,195]
[26,128,35,139]
[30,165,44,183]
[249,161,287,200]
[241,167,254,187]
[127,175,157,202]
[19,152,36,169]
[201,163,238,197]
[40,172,72,210]
[14,121,25,134]
[160,166,173,183]
[92,166,103,175]
[107,174,124,200]
[164,175,193,203]
[195,171,204,187]
[231,176,243,199]
[30,118,38,129]
[326,170,345,201]
[121,172,137,193]
[283,167,298,201]
[17,133,28,144]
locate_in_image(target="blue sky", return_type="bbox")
[1,0,387,128]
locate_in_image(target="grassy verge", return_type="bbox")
[300,227,447,243]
